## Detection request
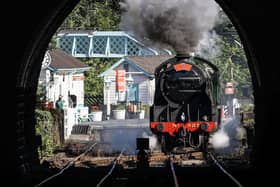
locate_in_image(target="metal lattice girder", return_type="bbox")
[57,31,171,58]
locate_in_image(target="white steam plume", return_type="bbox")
[148,135,159,151]
[209,117,247,155]
[120,0,219,53]
[99,128,159,155]
[196,31,222,59]
[210,129,230,149]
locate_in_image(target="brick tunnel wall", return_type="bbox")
[16,86,40,183]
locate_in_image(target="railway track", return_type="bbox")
[166,150,243,187]
[34,142,98,187]
[34,143,244,187]
[95,147,126,187]
[169,155,179,187]
[207,151,243,187]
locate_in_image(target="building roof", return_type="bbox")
[57,30,172,58]
[99,55,173,78]
[126,56,173,74]
[49,49,89,70]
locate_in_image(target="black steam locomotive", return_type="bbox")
[150,54,221,155]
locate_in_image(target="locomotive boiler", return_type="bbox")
[150,53,221,155]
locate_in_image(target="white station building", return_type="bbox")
[39,49,90,138]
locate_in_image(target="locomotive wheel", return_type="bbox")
[161,134,173,154]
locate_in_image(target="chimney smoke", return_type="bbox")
[120,0,219,53]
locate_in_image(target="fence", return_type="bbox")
[84,94,103,108]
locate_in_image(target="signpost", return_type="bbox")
[116,69,126,92]
[225,82,234,117]
[225,82,235,95]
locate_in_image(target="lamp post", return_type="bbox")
[126,73,134,109]
[104,78,111,120]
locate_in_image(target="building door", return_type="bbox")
[128,84,139,102]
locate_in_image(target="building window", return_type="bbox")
[124,62,129,72]
[50,72,54,82]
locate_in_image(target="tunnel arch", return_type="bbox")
[15,0,270,185]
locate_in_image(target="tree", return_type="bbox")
[208,11,252,98]
[56,0,121,97]
[81,58,116,96]
[55,1,252,99]
[211,39,251,97]
[35,109,55,157]
[60,0,120,31]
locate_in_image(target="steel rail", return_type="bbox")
[96,147,126,187]
[208,152,243,187]
[169,155,179,187]
[34,142,98,187]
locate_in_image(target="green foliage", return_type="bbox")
[210,11,252,98]
[112,104,126,110]
[36,85,46,110]
[241,104,255,126]
[37,1,122,156]
[35,109,55,157]
[211,45,251,97]
[242,103,254,112]
[140,104,149,111]
[48,34,58,49]
[58,0,121,96]
[58,1,252,99]
[60,0,120,31]
[82,58,116,96]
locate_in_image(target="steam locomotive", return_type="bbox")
[150,54,221,155]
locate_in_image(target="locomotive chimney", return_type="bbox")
[175,50,195,59]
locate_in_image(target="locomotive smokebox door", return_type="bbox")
[136,138,149,150]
